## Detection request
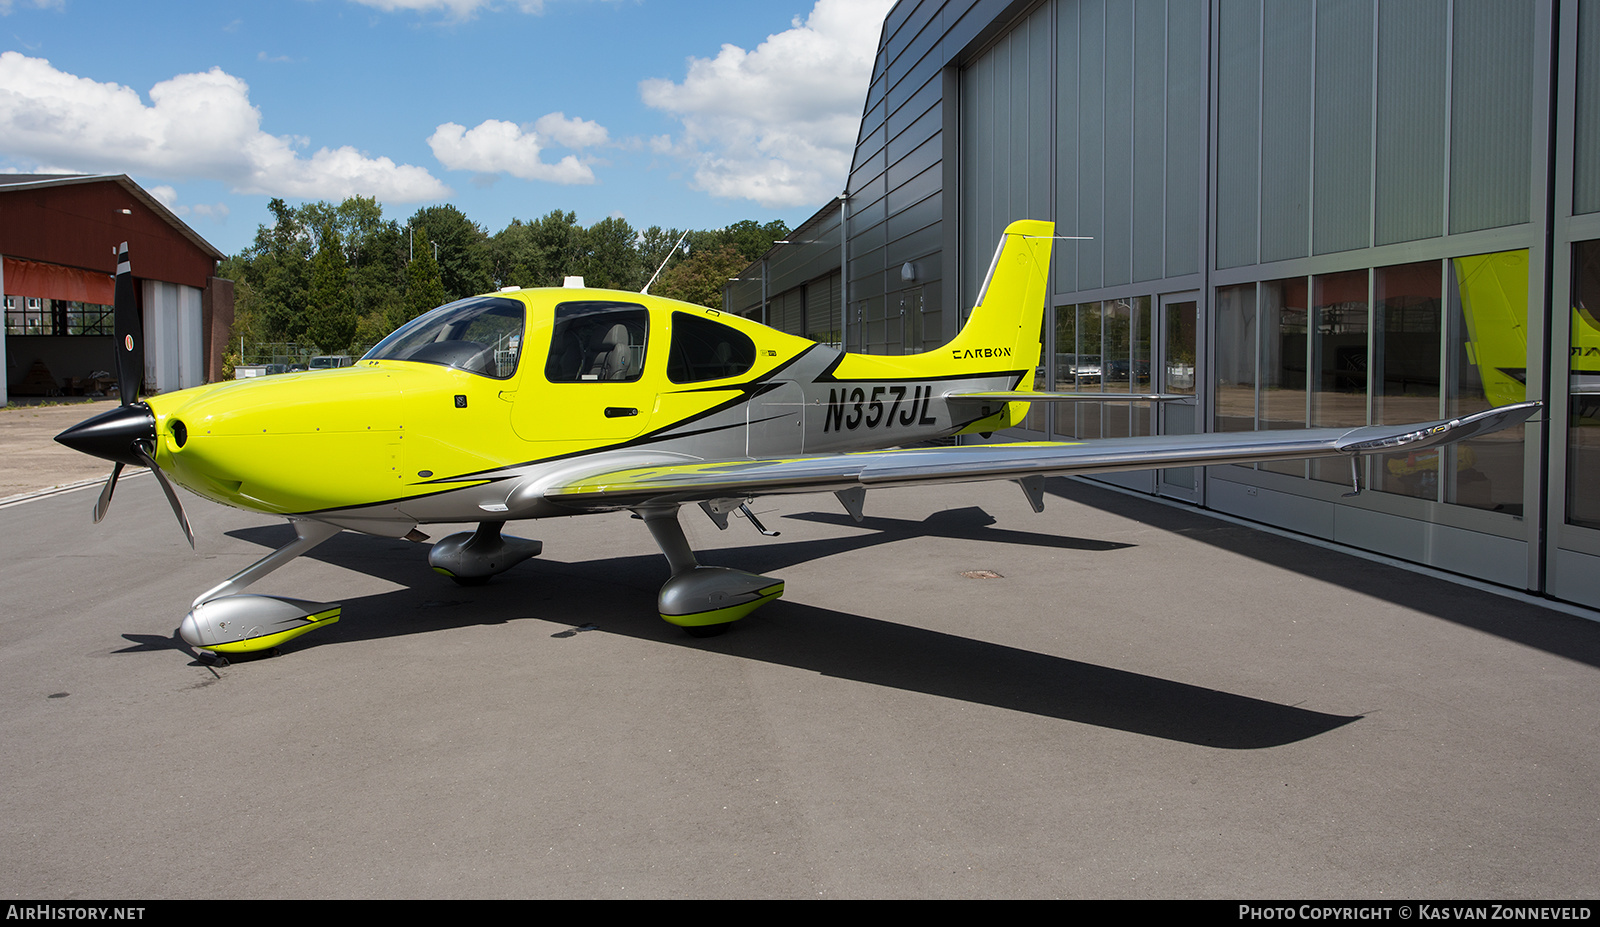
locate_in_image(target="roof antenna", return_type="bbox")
[641,229,690,295]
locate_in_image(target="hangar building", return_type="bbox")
[0,174,232,406]
[731,0,1600,614]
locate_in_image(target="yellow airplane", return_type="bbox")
[1454,248,1600,417]
[57,220,1539,659]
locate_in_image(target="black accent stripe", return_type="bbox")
[296,476,511,516]
[812,366,1032,384]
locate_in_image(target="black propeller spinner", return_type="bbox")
[53,242,193,546]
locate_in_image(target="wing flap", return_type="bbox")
[542,401,1539,511]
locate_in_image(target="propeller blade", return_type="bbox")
[111,241,142,406]
[92,462,125,524]
[131,444,194,549]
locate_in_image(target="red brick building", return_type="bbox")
[0,174,231,404]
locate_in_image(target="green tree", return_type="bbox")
[403,232,447,326]
[638,225,688,292]
[490,210,588,289]
[408,205,492,302]
[241,198,313,342]
[581,216,642,290]
[723,218,791,261]
[305,223,358,354]
[654,243,748,310]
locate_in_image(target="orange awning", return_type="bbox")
[3,257,115,305]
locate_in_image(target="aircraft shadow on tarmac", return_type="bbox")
[114,505,1357,750]
[1040,477,1600,672]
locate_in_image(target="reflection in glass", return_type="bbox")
[1449,250,1528,514]
[1055,302,1104,437]
[1373,262,1444,500]
[1026,313,1049,433]
[1132,297,1153,437]
[1260,277,1309,476]
[1568,240,1600,528]
[1214,284,1257,435]
[1103,298,1134,438]
[366,295,525,380]
[1310,271,1369,484]
[1160,300,1199,492]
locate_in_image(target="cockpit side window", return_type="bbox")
[545,301,649,383]
[363,296,524,379]
[666,312,756,383]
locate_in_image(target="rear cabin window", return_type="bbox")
[667,312,756,383]
[545,301,649,382]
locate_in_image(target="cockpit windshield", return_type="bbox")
[363,296,524,379]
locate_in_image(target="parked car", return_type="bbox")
[1055,353,1102,383]
[308,355,355,370]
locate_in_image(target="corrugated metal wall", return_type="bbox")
[961,0,1205,300]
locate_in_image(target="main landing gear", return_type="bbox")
[175,507,772,656]
[636,504,784,637]
[178,517,547,658]
[428,520,544,586]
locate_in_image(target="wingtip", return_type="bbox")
[1336,400,1542,454]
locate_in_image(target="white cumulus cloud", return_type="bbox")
[348,0,546,18]
[0,0,65,14]
[144,184,230,222]
[0,52,449,202]
[532,112,608,150]
[640,0,893,209]
[427,117,600,184]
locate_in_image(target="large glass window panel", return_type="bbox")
[1160,298,1199,493]
[1373,261,1445,499]
[3,297,114,336]
[1575,0,1600,215]
[1164,302,1198,397]
[1078,384,1104,439]
[1261,277,1309,476]
[1310,270,1370,484]
[1132,297,1153,437]
[1447,249,1528,514]
[1025,312,1050,433]
[1568,240,1600,528]
[1214,283,1257,435]
[1052,303,1078,436]
[1054,302,1104,437]
[1102,298,1135,438]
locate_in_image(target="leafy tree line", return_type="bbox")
[222,196,790,359]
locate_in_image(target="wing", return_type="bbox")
[945,390,1189,403]
[541,401,1540,512]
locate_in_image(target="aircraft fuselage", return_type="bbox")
[144,289,1031,535]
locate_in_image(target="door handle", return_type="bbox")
[604,407,638,418]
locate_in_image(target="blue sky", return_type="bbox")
[0,0,895,255]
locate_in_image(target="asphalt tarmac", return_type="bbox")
[2,403,1598,898]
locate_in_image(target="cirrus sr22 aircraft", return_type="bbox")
[56,220,1539,659]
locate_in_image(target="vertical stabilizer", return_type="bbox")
[942,220,1054,373]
